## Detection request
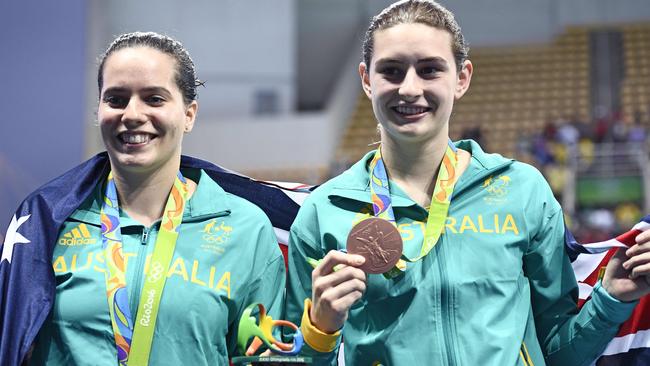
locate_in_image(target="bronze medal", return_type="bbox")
[346,217,403,274]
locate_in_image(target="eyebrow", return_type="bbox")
[375,56,449,68]
[102,86,172,96]
[418,57,449,66]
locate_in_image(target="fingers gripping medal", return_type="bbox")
[346,217,403,274]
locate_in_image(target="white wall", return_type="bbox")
[184,45,363,171]
[184,113,331,170]
[297,0,367,110]
[85,0,296,157]
[85,0,366,172]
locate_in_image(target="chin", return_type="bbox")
[109,152,156,171]
[390,126,443,145]
[388,123,425,136]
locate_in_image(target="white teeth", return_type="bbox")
[121,133,150,144]
[395,106,428,115]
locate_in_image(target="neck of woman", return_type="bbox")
[110,159,180,227]
[380,134,448,207]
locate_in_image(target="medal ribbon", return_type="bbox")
[369,139,459,276]
[101,171,188,366]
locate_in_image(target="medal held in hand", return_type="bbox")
[305,140,460,277]
[366,140,460,277]
[346,217,403,274]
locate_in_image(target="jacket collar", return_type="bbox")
[69,168,231,225]
[328,151,414,207]
[328,139,513,206]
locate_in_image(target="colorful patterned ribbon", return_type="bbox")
[101,171,188,366]
[369,139,459,277]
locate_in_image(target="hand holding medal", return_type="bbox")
[305,141,459,336]
[309,250,367,334]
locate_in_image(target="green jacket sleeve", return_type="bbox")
[285,225,340,365]
[525,207,637,366]
[228,221,286,357]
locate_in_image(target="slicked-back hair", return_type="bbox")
[97,32,199,105]
[362,0,469,73]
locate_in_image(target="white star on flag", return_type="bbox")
[1,214,31,264]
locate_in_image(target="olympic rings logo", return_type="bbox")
[486,186,506,196]
[202,234,228,244]
[148,261,165,283]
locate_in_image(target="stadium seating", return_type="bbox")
[337,26,593,162]
[245,23,650,184]
[621,23,650,124]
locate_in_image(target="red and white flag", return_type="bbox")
[570,216,650,365]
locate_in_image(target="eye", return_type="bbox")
[380,67,402,76]
[102,95,128,108]
[418,66,440,78]
[146,95,165,105]
[377,66,405,82]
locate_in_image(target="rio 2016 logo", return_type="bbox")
[139,289,157,327]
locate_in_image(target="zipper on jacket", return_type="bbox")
[438,238,461,366]
[129,226,151,317]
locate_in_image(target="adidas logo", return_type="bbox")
[58,223,97,246]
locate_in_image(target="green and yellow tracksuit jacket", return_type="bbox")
[31,168,285,366]
[287,140,636,366]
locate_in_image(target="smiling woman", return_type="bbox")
[99,46,194,164]
[96,34,199,226]
[21,32,286,366]
[359,22,472,188]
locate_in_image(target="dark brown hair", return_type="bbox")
[362,0,469,72]
[98,32,200,105]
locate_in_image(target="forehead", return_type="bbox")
[372,23,455,63]
[101,46,177,89]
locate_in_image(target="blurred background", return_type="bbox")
[2,0,650,243]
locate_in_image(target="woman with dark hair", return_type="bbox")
[285,1,650,365]
[24,32,285,365]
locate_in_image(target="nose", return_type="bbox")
[398,68,423,101]
[122,98,145,124]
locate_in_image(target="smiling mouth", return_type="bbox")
[118,132,155,145]
[391,105,432,116]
